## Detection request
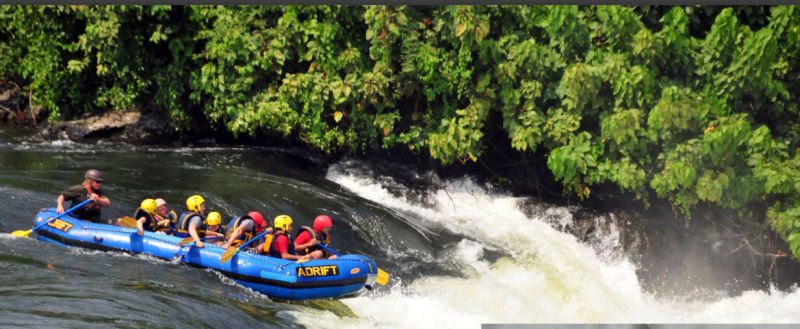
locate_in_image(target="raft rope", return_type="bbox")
[277,257,370,270]
[88,226,183,245]
[243,252,371,270]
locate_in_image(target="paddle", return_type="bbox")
[177,235,222,245]
[316,243,390,286]
[220,230,272,265]
[11,199,94,238]
[117,216,138,229]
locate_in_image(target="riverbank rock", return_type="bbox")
[520,199,647,265]
[522,197,800,299]
[0,83,47,124]
[0,86,23,123]
[33,109,177,144]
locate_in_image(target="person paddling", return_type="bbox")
[129,199,172,236]
[56,169,111,223]
[175,195,222,248]
[207,211,227,237]
[262,215,310,261]
[154,198,177,235]
[294,215,338,260]
[222,211,272,251]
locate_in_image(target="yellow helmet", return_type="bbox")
[208,212,222,226]
[140,199,157,215]
[186,195,205,212]
[274,215,293,231]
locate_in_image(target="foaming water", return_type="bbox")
[1,139,136,153]
[324,161,800,327]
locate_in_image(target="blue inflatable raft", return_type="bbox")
[32,208,380,300]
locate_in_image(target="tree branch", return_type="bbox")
[28,89,36,125]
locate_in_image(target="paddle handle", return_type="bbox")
[219,230,270,264]
[178,235,223,245]
[33,199,94,232]
[316,243,342,257]
[237,230,271,250]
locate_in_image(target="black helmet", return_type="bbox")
[85,169,103,182]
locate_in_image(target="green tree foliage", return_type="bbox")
[2,5,800,258]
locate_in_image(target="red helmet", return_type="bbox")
[314,215,332,231]
[249,211,266,230]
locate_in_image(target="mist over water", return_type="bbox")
[1,129,799,328]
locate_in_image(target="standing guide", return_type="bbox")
[56,169,111,223]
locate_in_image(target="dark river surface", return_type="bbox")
[2,125,800,328]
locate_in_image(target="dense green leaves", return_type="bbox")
[2,5,800,259]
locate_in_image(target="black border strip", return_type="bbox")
[38,230,367,289]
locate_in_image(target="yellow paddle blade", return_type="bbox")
[118,216,138,229]
[376,268,390,286]
[10,229,33,238]
[220,246,240,265]
[296,258,310,263]
[177,237,195,245]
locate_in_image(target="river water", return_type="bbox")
[1,125,799,328]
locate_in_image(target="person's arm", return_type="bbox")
[277,236,310,260]
[57,195,66,214]
[298,239,318,250]
[136,217,146,236]
[222,226,247,249]
[281,252,311,260]
[294,232,318,251]
[189,224,203,248]
[89,193,110,207]
[156,218,170,228]
[254,242,265,255]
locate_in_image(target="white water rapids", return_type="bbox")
[287,161,800,328]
